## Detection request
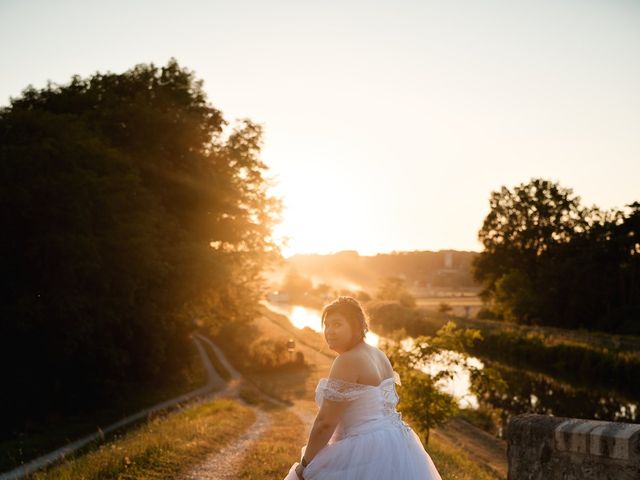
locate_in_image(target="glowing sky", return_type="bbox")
[2,0,639,257]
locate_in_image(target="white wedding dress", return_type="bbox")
[283,371,442,480]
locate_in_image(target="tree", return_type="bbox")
[491,270,537,323]
[383,322,487,444]
[477,178,588,257]
[0,59,283,430]
[375,276,416,308]
[537,201,640,331]
[473,178,589,322]
[473,178,639,332]
[437,302,452,315]
[281,267,313,301]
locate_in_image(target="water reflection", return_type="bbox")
[263,301,639,425]
[265,302,322,331]
[483,362,639,425]
[401,337,482,409]
[263,300,381,346]
[263,301,475,407]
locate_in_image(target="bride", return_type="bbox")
[284,296,443,480]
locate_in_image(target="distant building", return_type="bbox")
[444,252,453,269]
[438,251,458,274]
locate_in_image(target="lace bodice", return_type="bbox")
[314,371,407,439]
[315,371,401,404]
[288,369,443,480]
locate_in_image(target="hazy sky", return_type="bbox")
[2,0,639,256]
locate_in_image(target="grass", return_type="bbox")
[257,304,336,359]
[25,393,501,480]
[1,341,209,473]
[28,397,255,480]
[216,306,334,405]
[237,408,306,480]
[20,305,505,480]
[427,433,500,480]
[453,315,640,353]
[200,339,232,381]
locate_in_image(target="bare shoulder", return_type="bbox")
[328,348,363,383]
[329,344,393,384]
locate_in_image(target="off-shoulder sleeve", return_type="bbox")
[315,377,372,404]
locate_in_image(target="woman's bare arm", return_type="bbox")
[302,418,335,464]
[302,353,358,463]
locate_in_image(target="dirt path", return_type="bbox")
[180,406,271,480]
[180,333,313,480]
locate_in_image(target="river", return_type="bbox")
[264,301,639,428]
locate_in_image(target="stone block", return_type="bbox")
[554,418,608,454]
[507,414,640,480]
[588,422,640,461]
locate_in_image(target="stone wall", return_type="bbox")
[506,414,640,480]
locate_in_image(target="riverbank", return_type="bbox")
[465,323,640,399]
[368,300,640,403]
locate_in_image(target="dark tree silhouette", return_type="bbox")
[473,178,639,332]
[0,59,283,434]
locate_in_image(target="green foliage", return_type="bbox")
[468,328,640,398]
[477,178,587,258]
[280,268,313,301]
[374,297,640,400]
[383,322,488,444]
[437,302,453,315]
[491,270,537,323]
[396,367,457,445]
[457,405,504,437]
[366,299,457,340]
[245,337,307,371]
[375,276,416,307]
[473,178,640,333]
[0,59,282,433]
[366,300,437,338]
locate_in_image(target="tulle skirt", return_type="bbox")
[283,416,442,480]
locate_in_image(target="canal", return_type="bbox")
[264,301,639,432]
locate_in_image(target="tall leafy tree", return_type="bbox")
[473,178,639,332]
[0,59,282,432]
[473,178,588,323]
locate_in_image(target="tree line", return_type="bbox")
[0,59,282,434]
[473,178,640,334]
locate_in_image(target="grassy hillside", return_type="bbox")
[27,398,255,479]
[20,305,509,479]
[1,342,208,473]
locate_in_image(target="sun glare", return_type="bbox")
[270,176,367,257]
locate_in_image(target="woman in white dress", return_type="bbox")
[284,296,443,480]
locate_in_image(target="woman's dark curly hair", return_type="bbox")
[321,296,369,344]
